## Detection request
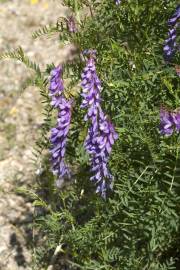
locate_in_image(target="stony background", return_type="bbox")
[0,0,71,269]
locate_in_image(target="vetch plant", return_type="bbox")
[1,1,180,269]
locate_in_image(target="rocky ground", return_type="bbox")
[0,0,72,269]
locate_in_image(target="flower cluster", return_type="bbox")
[163,5,180,61]
[115,0,121,5]
[85,109,118,198]
[81,52,118,198]
[81,57,101,121]
[67,16,77,33]
[49,66,64,108]
[168,5,180,26]
[49,66,72,183]
[49,66,64,96]
[163,28,177,61]
[160,108,180,136]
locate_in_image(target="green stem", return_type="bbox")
[170,142,179,191]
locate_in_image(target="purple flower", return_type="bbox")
[49,66,64,97]
[98,110,119,156]
[160,108,180,136]
[115,0,121,5]
[160,108,174,136]
[67,16,77,33]
[168,5,180,26]
[163,5,180,61]
[81,53,118,198]
[81,57,101,121]
[83,49,97,56]
[172,111,180,132]
[49,66,72,183]
[89,110,118,198]
[50,97,72,180]
[84,121,112,199]
[163,28,177,61]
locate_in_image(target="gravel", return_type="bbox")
[0,1,72,269]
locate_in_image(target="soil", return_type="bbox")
[0,0,72,269]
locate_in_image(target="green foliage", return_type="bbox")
[0,46,41,75]
[32,1,180,269]
[2,0,180,269]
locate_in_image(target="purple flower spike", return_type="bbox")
[163,5,180,61]
[50,97,72,180]
[81,57,101,121]
[163,29,177,61]
[67,16,77,33]
[115,0,121,5]
[160,108,174,136]
[168,5,180,26]
[81,52,118,198]
[99,110,119,156]
[49,66,64,97]
[89,111,118,198]
[49,66,72,183]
